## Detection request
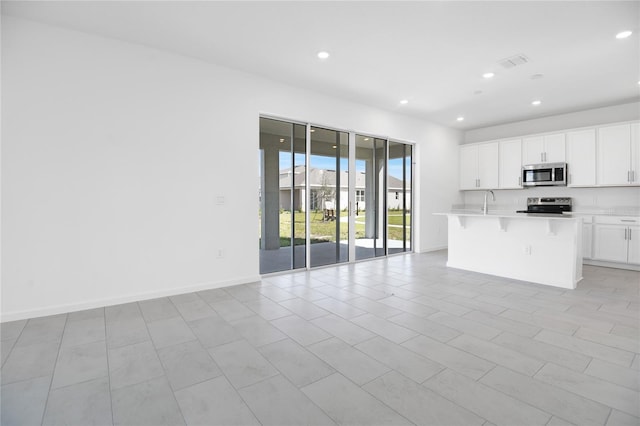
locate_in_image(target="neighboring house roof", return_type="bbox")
[278,167,408,191]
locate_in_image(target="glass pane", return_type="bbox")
[309,127,349,267]
[258,117,306,273]
[292,124,307,269]
[355,135,386,260]
[388,141,412,254]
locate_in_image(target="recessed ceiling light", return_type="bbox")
[317,51,330,59]
[364,138,370,141]
[457,117,465,122]
[279,138,285,143]
[532,100,542,106]
[400,99,408,104]
[616,30,632,39]
[332,145,337,149]
[310,129,315,132]
[483,72,495,79]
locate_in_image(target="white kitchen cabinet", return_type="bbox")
[593,216,640,264]
[583,224,592,259]
[460,144,479,190]
[522,133,565,164]
[566,129,596,186]
[632,122,640,184]
[597,123,640,186]
[594,225,628,263]
[459,142,499,190]
[499,139,522,189]
[581,217,593,259]
[628,226,640,265]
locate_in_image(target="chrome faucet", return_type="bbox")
[483,190,495,215]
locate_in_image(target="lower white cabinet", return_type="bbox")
[629,226,640,265]
[583,222,593,259]
[593,216,640,264]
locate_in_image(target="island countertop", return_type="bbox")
[435,211,583,220]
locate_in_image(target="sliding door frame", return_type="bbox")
[259,114,415,273]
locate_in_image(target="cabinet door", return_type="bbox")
[628,226,640,264]
[460,145,478,190]
[567,129,596,186]
[522,136,544,165]
[499,139,522,189]
[477,142,499,189]
[544,133,566,163]
[631,122,640,185]
[593,225,628,263]
[583,223,593,259]
[597,124,631,185]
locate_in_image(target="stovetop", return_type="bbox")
[517,197,572,214]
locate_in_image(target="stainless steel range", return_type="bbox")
[516,197,572,214]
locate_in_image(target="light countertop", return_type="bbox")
[435,211,582,220]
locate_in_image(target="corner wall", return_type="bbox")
[1,17,462,321]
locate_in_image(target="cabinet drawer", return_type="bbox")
[594,216,640,225]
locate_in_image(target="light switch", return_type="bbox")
[216,196,225,205]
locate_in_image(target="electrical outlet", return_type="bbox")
[216,196,225,205]
[523,245,532,255]
[216,249,224,259]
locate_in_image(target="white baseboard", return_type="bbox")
[583,259,640,271]
[416,245,448,253]
[1,275,262,323]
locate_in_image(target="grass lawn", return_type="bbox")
[272,210,411,247]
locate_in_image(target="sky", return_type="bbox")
[278,152,410,181]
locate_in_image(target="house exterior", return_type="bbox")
[278,166,411,212]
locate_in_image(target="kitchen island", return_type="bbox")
[435,212,583,289]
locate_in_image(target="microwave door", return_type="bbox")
[523,168,552,186]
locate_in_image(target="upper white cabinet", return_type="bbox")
[459,142,499,190]
[522,133,565,164]
[460,121,639,191]
[597,123,640,186]
[499,139,522,189]
[566,129,596,186]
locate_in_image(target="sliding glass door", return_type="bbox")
[259,117,413,274]
[258,117,306,274]
[309,127,349,267]
[355,135,386,260]
[388,141,412,254]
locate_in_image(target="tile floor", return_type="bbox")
[1,250,639,426]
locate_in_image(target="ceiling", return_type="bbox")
[3,1,639,130]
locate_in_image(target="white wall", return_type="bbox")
[461,103,640,213]
[464,102,640,144]
[1,17,462,321]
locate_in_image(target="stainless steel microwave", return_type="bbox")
[522,163,567,187]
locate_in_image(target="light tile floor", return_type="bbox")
[1,250,639,425]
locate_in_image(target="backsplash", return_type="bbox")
[460,186,640,216]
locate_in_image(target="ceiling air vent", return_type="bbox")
[498,54,530,69]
